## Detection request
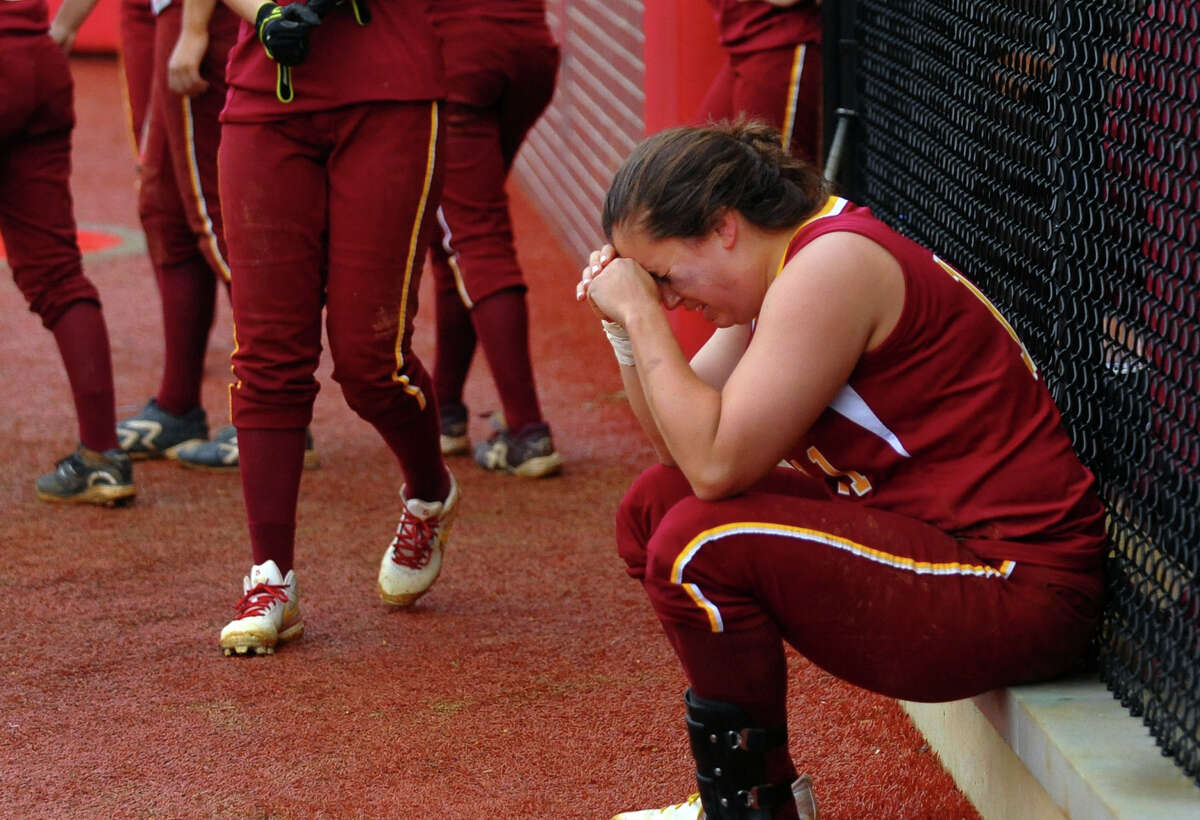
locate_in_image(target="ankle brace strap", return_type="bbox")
[684,689,793,819]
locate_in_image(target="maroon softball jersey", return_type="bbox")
[616,197,1106,705]
[222,0,443,122]
[707,0,821,54]
[428,4,559,303]
[0,0,48,34]
[785,198,1106,570]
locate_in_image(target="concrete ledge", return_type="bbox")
[902,674,1200,819]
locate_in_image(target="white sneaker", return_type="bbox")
[378,472,459,606]
[219,560,304,656]
[611,775,817,820]
[611,793,703,819]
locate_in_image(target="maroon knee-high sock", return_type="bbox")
[50,301,118,452]
[667,622,800,817]
[432,275,476,410]
[155,258,217,416]
[238,428,306,574]
[377,412,451,504]
[472,287,542,432]
[374,382,451,505]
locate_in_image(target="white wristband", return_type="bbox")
[602,320,635,367]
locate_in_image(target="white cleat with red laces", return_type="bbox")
[378,472,459,607]
[219,560,304,656]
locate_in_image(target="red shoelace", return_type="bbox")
[233,582,290,619]
[390,511,436,569]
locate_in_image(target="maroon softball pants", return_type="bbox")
[218,101,445,434]
[700,42,823,165]
[616,464,1104,728]
[0,34,97,327]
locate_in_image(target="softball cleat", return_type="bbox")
[473,420,563,478]
[116,398,208,459]
[220,560,303,656]
[176,425,320,472]
[439,402,471,456]
[35,445,136,507]
[378,472,459,606]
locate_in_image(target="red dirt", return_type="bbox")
[0,56,981,820]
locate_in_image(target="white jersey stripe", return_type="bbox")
[181,97,231,282]
[828,384,910,457]
[435,205,475,309]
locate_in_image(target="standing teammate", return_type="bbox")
[701,0,822,163]
[2,0,135,506]
[428,0,563,477]
[49,0,317,472]
[679,0,823,355]
[579,122,1107,818]
[105,0,240,463]
[49,0,154,150]
[214,0,457,655]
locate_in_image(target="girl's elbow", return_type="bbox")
[687,466,744,501]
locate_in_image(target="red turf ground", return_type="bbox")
[0,56,981,819]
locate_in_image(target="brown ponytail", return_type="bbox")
[602,119,827,241]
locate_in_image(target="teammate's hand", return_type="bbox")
[48,20,78,53]
[255,1,321,67]
[167,28,210,96]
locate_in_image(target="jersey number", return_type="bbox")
[795,446,873,497]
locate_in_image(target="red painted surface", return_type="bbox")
[642,0,722,356]
[0,229,121,260]
[48,0,120,53]
[0,57,981,820]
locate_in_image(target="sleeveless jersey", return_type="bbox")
[781,198,1106,570]
[0,0,49,35]
[222,0,444,123]
[706,0,820,55]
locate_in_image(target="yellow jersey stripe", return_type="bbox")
[392,102,440,409]
[780,44,806,152]
[932,255,1037,378]
[772,196,850,280]
[670,520,1016,632]
[181,98,232,283]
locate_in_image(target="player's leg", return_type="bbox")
[429,218,477,455]
[0,38,133,506]
[117,0,155,159]
[157,2,236,285]
[216,117,327,655]
[433,22,562,478]
[439,101,551,472]
[730,44,823,164]
[615,464,1101,818]
[472,27,562,476]
[120,31,215,459]
[322,101,457,608]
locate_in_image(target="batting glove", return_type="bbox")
[255,1,321,67]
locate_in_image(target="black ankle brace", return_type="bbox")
[683,689,795,819]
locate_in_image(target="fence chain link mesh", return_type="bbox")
[837,0,1198,783]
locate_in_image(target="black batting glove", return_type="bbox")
[255,1,321,67]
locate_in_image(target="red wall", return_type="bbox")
[643,0,723,356]
[50,0,120,53]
